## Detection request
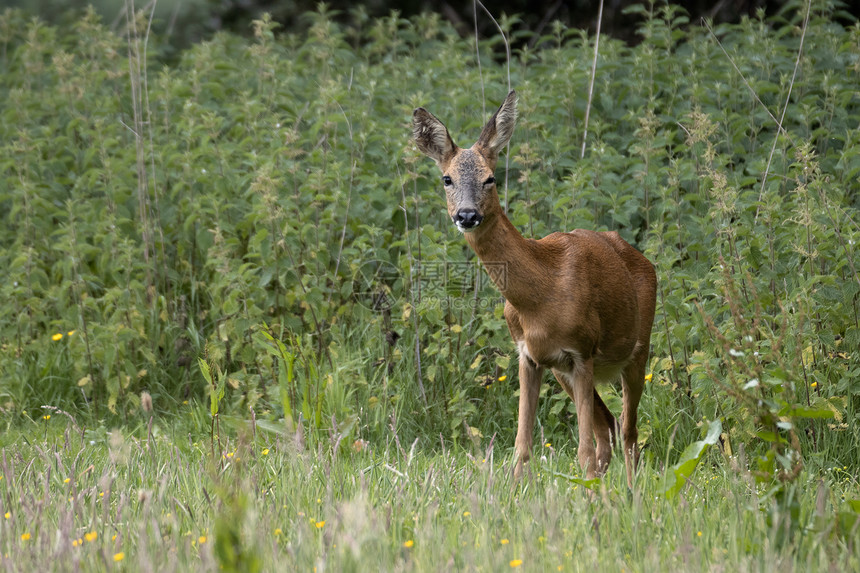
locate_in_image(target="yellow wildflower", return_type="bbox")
[403,540,414,548]
[72,539,80,547]
[810,382,817,388]
[510,559,523,568]
[498,375,507,381]
[501,539,509,545]
[463,511,471,517]
[113,552,125,562]
[645,373,653,382]
[67,330,76,336]
[4,512,10,519]
[198,536,207,544]
[697,531,702,537]
[315,521,325,529]
[42,415,51,421]
[85,532,97,542]
[274,528,282,536]
[52,333,63,341]
[21,533,31,541]
[262,449,269,456]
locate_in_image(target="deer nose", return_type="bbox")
[454,208,483,229]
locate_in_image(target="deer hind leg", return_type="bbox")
[514,354,544,479]
[553,369,614,476]
[620,358,646,489]
[592,389,616,474]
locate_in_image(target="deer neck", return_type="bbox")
[464,206,544,311]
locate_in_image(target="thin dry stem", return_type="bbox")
[756,0,811,216]
[581,0,603,159]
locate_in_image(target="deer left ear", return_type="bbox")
[413,107,457,166]
[476,90,517,157]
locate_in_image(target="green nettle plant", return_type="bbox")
[0,1,857,499]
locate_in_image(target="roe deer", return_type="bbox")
[412,91,657,486]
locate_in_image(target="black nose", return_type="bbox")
[454,209,483,229]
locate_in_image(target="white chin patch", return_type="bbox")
[454,221,480,233]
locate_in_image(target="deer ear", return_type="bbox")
[413,108,456,166]
[476,90,517,157]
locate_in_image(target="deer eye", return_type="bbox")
[484,176,495,186]
[442,175,453,186]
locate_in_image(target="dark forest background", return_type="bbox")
[6,0,860,53]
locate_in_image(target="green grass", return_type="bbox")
[0,415,857,572]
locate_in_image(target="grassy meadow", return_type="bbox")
[1,0,860,570]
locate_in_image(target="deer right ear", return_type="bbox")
[476,90,517,157]
[413,108,456,166]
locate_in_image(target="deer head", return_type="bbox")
[412,91,517,232]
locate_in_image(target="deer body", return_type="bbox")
[413,91,656,486]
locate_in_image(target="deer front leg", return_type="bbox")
[571,358,598,479]
[513,353,543,479]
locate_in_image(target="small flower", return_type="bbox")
[500,539,509,545]
[644,373,653,382]
[403,540,414,548]
[113,552,125,562]
[64,478,70,484]
[810,382,817,388]
[274,528,282,536]
[72,539,80,547]
[697,531,702,537]
[85,532,97,542]
[3,512,10,519]
[261,449,269,456]
[315,521,325,529]
[498,375,507,382]
[67,330,76,336]
[42,414,51,421]
[198,536,207,544]
[462,511,471,517]
[510,559,523,568]
[52,333,63,341]
[545,442,551,448]
[21,533,31,541]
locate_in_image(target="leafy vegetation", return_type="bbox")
[0,0,859,569]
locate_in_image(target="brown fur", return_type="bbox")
[413,91,657,487]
